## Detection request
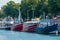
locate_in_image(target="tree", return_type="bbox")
[2,1,20,18]
[0,10,5,18]
[48,0,58,16]
[21,0,40,19]
[56,0,60,15]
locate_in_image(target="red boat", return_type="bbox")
[11,21,38,32]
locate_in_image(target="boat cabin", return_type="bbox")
[38,19,56,28]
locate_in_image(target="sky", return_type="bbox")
[0,0,21,9]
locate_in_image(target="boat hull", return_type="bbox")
[11,24,23,32]
[11,23,37,32]
[25,24,37,32]
[36,24,58,33]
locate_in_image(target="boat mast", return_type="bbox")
[27,10,29,20]
[33,9,34,18]
[18,7,21,23]
[43,12,45,19]
[18,7,23,23]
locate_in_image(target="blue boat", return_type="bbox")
[36,19,58,33]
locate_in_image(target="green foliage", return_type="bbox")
[21,0,60,19]
[2,1,20,18]
[0,0,60,19]
[0,10,5,18]
[21,0,40,19]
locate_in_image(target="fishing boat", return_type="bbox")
[0,17,14,30]
[11,19,39,32]
[36,19,58,33]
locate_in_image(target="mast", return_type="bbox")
[33,9,34,18]
[27,10,29,19]
[18,7,23,23]
[43,12,45,19]
[18,7,21,23]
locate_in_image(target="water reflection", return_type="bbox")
[0,30,60,40]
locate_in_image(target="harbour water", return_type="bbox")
[0,30,60,40]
